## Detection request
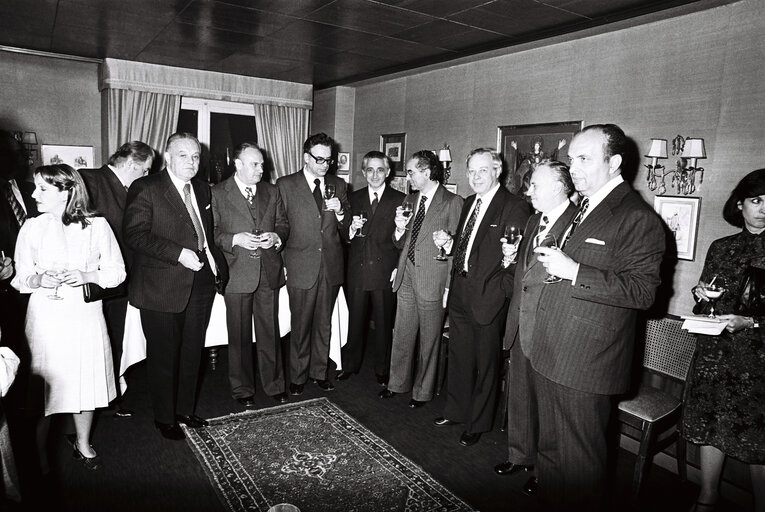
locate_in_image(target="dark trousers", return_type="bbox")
[534,368,612,509]
[140,264,215,425]
[287,266,339,384]
[103,296,128,401]
[442,274,503,434]
[505,343,538,466]
[224,286,285,398]
[342,286,394,376]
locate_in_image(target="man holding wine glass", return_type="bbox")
[433,148,530,447]
[338,151,404,385]
[212,143,289,407]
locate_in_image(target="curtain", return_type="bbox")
[106,89,180,162]
[254,103,310,182]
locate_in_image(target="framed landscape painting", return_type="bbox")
[41,144,95,169]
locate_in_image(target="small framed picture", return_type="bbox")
[41,144,95,169]
[380,133,406,176]
[653,195,700,261]
[337,152,350,173]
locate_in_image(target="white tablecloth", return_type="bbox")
[120,286,349,391]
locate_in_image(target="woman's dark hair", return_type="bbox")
[36,164,96,228]
[723,168,765,227]
[411,150,444,184]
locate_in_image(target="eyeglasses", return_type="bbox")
[307,152,334,166]
[406,168,423,176]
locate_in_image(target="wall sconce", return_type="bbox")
[22,131,38,167]
[438,143,452,183]
[645,135,706,195]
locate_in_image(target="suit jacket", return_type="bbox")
[211,177,287,294]
[450,187,530,325]
[345,186,404,291]
[276,171,350,290]
[0,178,37,289]
[503,202,577,351]
[392,184,463,301]
[80,165,133,269]
[530,182,665,395]
[123,170,227,313]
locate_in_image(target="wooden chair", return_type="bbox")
[617,316,697,500]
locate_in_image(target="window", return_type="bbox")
[177,98,257,183]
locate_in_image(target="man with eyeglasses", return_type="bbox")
[433,148,530,447]
[80,140,155,418]
[379,150,462,408]
[336,151,404,386]
[276,133,350,395]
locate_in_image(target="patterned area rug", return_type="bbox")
[182,398,474,512]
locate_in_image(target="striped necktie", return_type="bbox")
[245,186,254,205]
[533,215,549,249]
[453,198,482,273]
[407,195,427,264]
[183,184,205,252]
[562,197,589,249]
[2,181,26,228]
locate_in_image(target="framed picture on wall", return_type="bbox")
[380,133,406,176]
[497,121,582,195]
[337,152,350,173]
[390,177,409,195]
[654,195,700,261]
[41,144,94,169]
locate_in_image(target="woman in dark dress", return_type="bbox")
[683,169,765,512]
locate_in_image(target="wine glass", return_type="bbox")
[401,201,414,229]
[504,225,521,246]
[540,233,562,284]
[703,277,726,318]
[46,267,67,300]
[356,211,368,238]
[433,230,450,261]
[250,228,264,259]
[323,184,336,211]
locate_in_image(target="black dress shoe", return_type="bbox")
[175,414,209,429]
[272,392,288,404]
[433,417,460,427]
[408,399,426,408]
[378,389,396,399]
[314,379,335,391]
[522,476,538,496]
[236,396,255,407]
[335,371,353,381]
[155,421,185,440]
[375,374,388,386]
[289,383,304,395]
[459,432,481,446]
[494,461,533,476]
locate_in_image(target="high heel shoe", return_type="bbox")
[72,443,102,470]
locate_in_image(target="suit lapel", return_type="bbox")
[225,178,253,224]
[564,183,628,251]
[103,166,127,210]
[470,189,505,257]
[524,202,577,277]
[255,183,272,227]
[161,172,193,231]
[418,185,446,248]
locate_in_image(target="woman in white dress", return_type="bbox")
[12,164,125,470]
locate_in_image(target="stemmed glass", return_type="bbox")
[250,228,264,259]
[433,230,451,261]
[540,233,562,284]
[46,266,67,300]
[401,201,413,229]
[323,184,336,211]
[504,225,521,246]
[703,276,726,318]
[355,211,368,238]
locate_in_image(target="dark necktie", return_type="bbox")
[407,195,427,264]
[533,215,549,249]
[562,197,589,249]
[453,198,482,273]
[245,186,254,205]
[183,184,205,252]
[2,181,26,228]
[313,178,323,211]
[371,191,379,216]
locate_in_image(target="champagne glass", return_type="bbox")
[433,230,450,261]
[356,211,368,238]
[46,267,67,300]
[401,201,413,229]
[250,228,264,259]
[540,233,562,284]
[323,184,336,211]
[703,276,726,318]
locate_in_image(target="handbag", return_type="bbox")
[81,222,127,303]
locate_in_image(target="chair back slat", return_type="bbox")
[642,317,697,381]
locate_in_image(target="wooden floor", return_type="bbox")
[5,340,749,512]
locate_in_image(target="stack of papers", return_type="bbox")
[681,315,727,335]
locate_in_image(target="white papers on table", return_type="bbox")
[680,315,727,335]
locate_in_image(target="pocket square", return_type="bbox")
[585,238,605,245]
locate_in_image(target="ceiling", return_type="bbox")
[0,0,707,89]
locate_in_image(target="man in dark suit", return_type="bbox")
[530,124,665,508]
[124,132,227,441]
[433,148,530,447]
[212,143,289,407]
[80,141,154,417]
[276,133,350,395]
[336,151,404,385]
[380,150,462,407]
[493,160,577,496]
